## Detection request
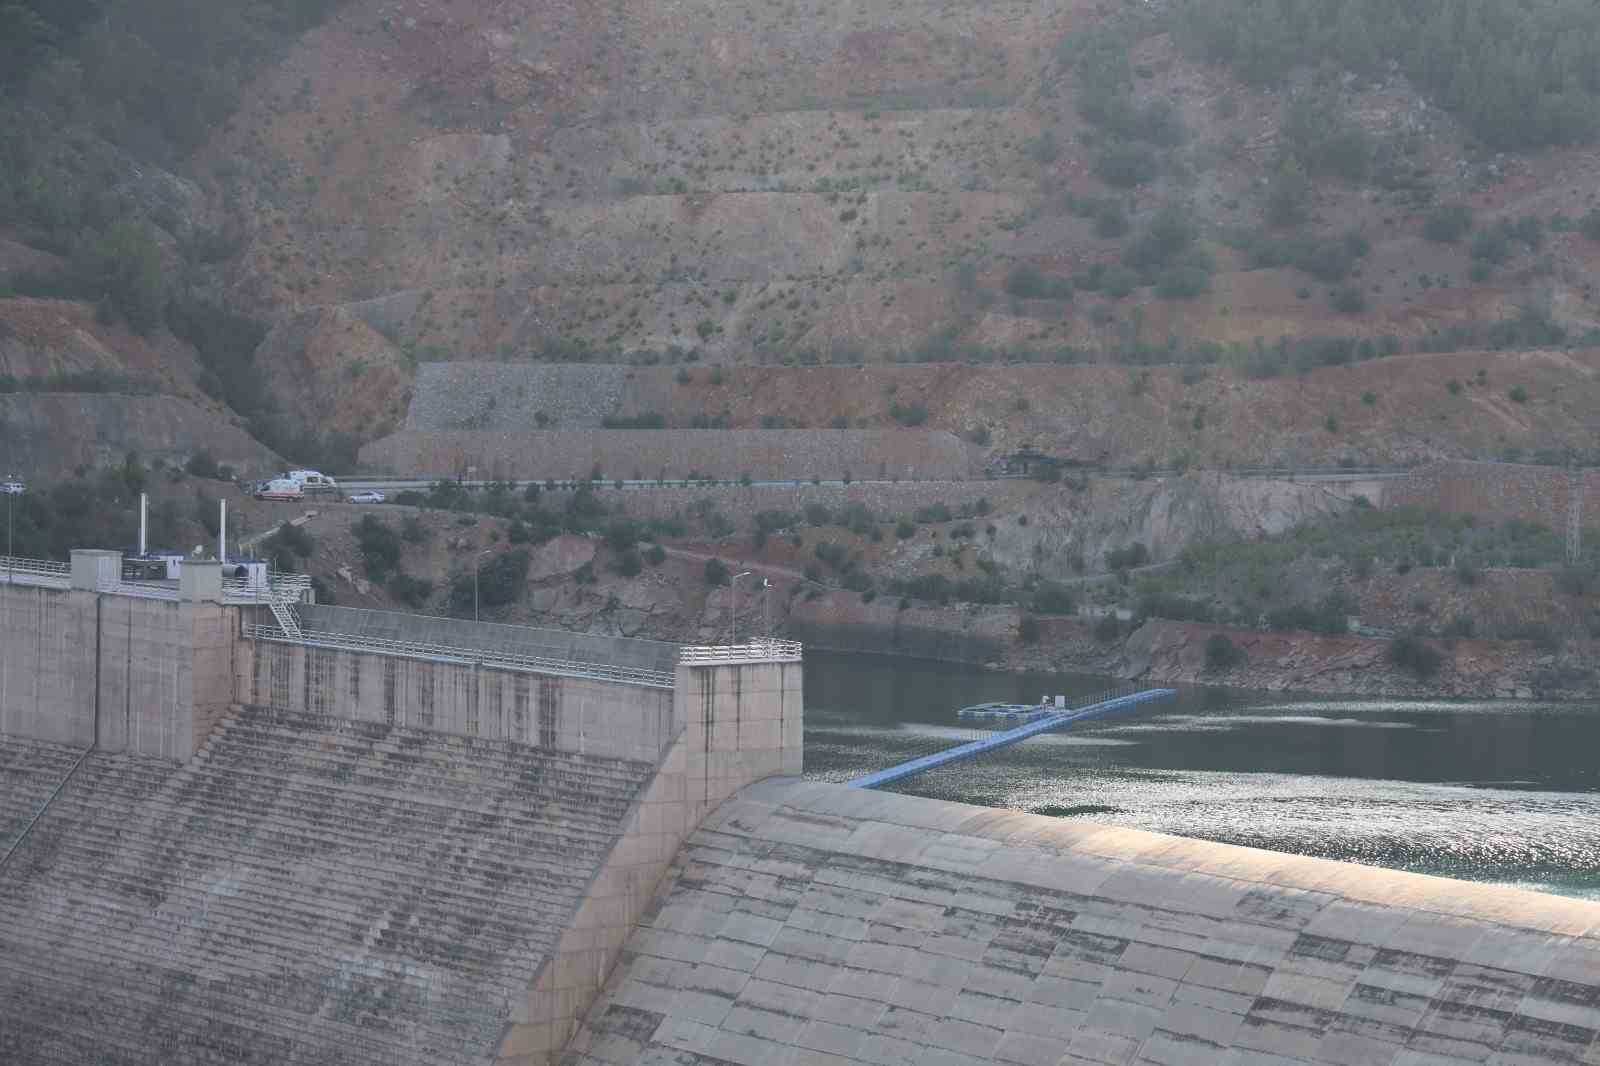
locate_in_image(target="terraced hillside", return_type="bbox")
[370,349,1600,476]
[4,0,1600,475]
[0,706,656,1066]
[198,0,1600,450]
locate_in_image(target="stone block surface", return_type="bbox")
[562,780,1600,1066]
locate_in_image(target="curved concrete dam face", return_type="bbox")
[567,778,1600,1066]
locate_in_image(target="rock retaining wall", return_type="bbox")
[360,429,977,481]
[406,364,638,431]
[606,478,1040,527]
[1387,459,1600,530]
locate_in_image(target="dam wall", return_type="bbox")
[239,639,676,762]
[570,777,1600,1066]
[1,548,808,1066]
[500,655,804,1064]
[0,559,240,760]
[237,605,682,762]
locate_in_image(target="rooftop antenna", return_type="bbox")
[138,493,148,557]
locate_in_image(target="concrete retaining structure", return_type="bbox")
[359,428,978,481]
[406,364,638,431]
[568,778,1600,1066]
[0,708,664,1066]
[498,657,803,1064]
[1387,459,1596,530]
[0,562,239,760]
[0,556,806,1066]
[240,605,684,762]
[602,479,1039,528]
[240,638,677,762]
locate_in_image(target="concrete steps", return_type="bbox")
[0,734,86,854]
[0,705,658,1066]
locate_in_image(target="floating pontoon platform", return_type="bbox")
[847,689,1177,790]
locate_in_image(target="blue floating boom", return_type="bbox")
[846,689,1177,790]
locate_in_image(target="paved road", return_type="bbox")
[333,467,1408,495]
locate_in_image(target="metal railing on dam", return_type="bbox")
[679,641,803,665]
[0,556,70,590]
[244,629,805,689]
[0,556,313,609]
[245,624,682,688]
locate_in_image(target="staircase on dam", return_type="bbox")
[0,705,658,1066]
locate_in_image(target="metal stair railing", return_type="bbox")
[678,641,803,665]
[266,597,303,640]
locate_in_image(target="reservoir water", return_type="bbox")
[803,652,1600,900]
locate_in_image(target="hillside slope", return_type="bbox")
[4,0,1600,487]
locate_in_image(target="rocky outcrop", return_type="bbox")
[1120,619,1599,700]
[0,393,279,480]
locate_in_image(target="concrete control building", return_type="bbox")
[2,549,1599,1066]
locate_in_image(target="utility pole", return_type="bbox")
[474,549,493,623]
[729,571,752,645]
[1569,462,1584,566]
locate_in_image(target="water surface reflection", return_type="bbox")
[802,653,1600,899]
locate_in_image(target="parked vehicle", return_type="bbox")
[255,478,304,501]
[346,490,385,504]
[285,469,338,494]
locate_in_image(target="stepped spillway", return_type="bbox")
[0,707,657,1066]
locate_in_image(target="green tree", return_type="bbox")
[80,219,166,334]
[1205,633,1244,671]
[704,557,730,585]
[353,515,402,582]
[1264,156,1311,227]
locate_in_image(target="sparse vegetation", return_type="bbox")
[1423,205,1474,244]
[353,516,402,583]
[1177,0,1600,149]
[1390,635,1442,678]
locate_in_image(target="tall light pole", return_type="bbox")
[729,570,752,645]
[474,548,493,623]
[761,577,772,644]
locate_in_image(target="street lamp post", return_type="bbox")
[3,475,21,581]
[761,577,772,645]
[474,549,493,623]
[729,570,752,645]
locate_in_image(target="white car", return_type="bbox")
[347,490,386,504]
[0,481,25,495]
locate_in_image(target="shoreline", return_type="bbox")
[788,600,1598,701]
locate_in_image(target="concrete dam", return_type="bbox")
[2,550,1598,1066]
